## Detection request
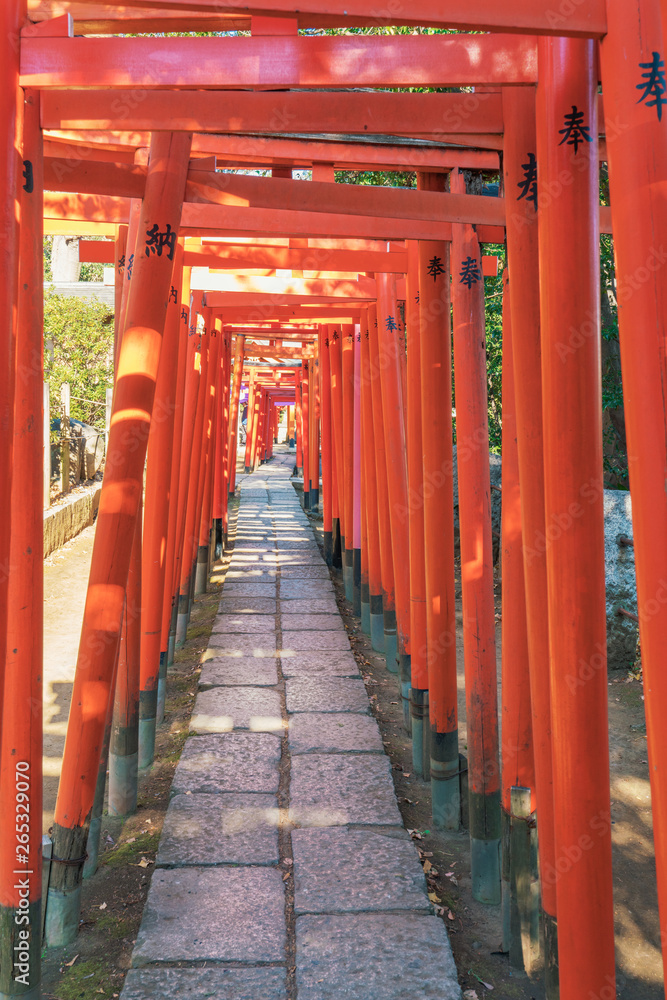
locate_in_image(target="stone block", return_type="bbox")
[295,914,461,999]
[289,754,402,827]
[289,713,383,755]
[132,868,286,965]
[199,658,279,688]
[122,967,286,1000]
[190,687,283,734]
[286,677,368,715]
[157,793,279,866]
[292,828,430,915]
[172,733,280,795]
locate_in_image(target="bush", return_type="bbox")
[44,289,114,429]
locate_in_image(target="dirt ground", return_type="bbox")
[303,504,661,1000]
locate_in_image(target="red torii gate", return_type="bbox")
[0,5,666,1000]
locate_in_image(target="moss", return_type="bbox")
[95,914,136,940]
[55,957,112,1000]
[100,830,160,869]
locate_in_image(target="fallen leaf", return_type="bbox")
[125,837,136,845]
[448,910,455,920]
[463,991,479,999]
[137,857,153,868]
[283,858,293,866]
[402,773,411,778]
[428,892,441,903]
[98,903,107,910]
[423,860,432,874]
[64,955,79,967]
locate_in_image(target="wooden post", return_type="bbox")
[301,358,311,508]
[360,310,384,652]
[499,269,536,968]
[418,224,458,827]
[139,241,183,767]
[376,273,412,727]
[319,325,334,565]
[537,36,614,999]
[45,132,192,946]
[60,382,70,495]
[405,240,429,777]
[43,381,51,509]
[228,334,245,496]
[0,83,43,1000]
[451,168,501,903]
[502,84,558,990]
[600,4,667,989]
[341,325,355,597]
[159,260,190,713]
[368,303,398,674]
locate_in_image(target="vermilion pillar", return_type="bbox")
[196,315,222,593]
[537,38,614,1000]
[376,273,412,728]
[139,241,183,766]
[302,360,311,508]
[295,367,303,473]
[418,231,458,829]
[228,334,245,496]
[319,325,334,564]
[244,370,256,473]
[0,0,23,755]
[108,517,141,817]
[329,326,345,566]
[0,84,42,999]
[406,240,428,777]
[360,310,384,652]
[368,303,398,674]
[160,262,189,688]
[451,169,501,903]
[341,326,355,599]
[499,270,536,965]
[176,308,209,642]
[167,277,196,665]
[600,7,667,990]
[503,85,558,987]
[46,132,193,945]
[352,331,362,615]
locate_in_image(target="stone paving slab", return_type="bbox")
[280,613,346,631]
[278,598,338,615]
[122,967,287,1000]
[278,566,331,580]
[204,635,277,657]
[225,568,278,581]
[191,686,283,733]
[282,631,351,652]
[295,914,461,1000]
[280,580,334,598]
[132,868,286,965]
[280,652,360,679]
[289,713,383,755]
[286,677,369,714]
[172,733,281,794]
[157,793,279,867]
[290,754,402,827]
[292,828,430,915]
[211,614,277,634]
[218,597,277,614]
[221,581,277,598]
[199,657,280,688]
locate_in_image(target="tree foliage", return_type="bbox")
[44,290,114,428]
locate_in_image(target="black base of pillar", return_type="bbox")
[352,547,361,616]
[324,530,333,567]
[332,517,343,569]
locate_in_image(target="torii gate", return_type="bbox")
[1,4,666,1000]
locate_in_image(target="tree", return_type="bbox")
[44,290,114,428]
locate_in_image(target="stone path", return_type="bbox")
[121,451,461,1000]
